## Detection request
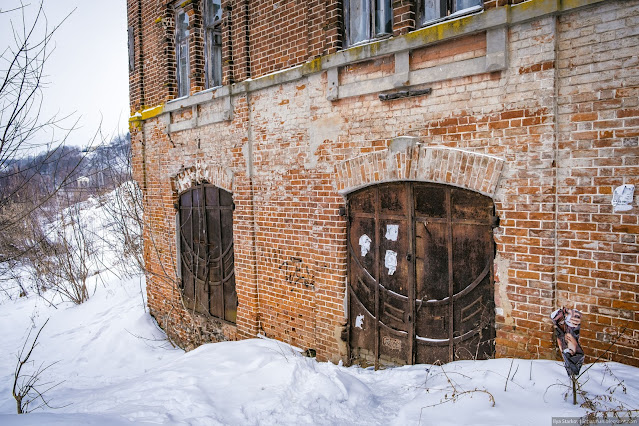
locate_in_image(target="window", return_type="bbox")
[344,0,392,46]
[421,0,483,26]
[204,0,222,89]
[179,184,237,323]
[176,8,190,97]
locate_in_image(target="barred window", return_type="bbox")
[176,8,190,97]
[204,0,222,89]
[344,0,392,46]
[179,184,237,323]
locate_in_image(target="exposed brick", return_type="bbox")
[128,0,639,368]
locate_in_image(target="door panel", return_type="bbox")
[348,182,495,367]
[179,184,237,322]
[378,218,410,301]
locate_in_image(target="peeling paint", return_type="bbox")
[355,314,364,329]
[242,142,251,177]
[306,116,343,170]
[173,161,234,193]
[385,224,399,241]
[494,254,514,326]
[385,250,397,275]
[359,234,372,257]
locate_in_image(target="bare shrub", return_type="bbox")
[24,198,96,305]
[12,319,66,414]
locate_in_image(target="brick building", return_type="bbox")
[127,0,639,367]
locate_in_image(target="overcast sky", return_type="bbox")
[1,1,129,150]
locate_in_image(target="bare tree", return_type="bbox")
[90,134,145,277]
[0,1,88,290]
[12,319,65,414]
[24,193,97,305]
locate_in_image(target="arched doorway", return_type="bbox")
[347,182,496,367]
[178,183,237,323]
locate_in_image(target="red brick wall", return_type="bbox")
[555,2,639,363]
[128,0,639,366]
[128,0,346,110]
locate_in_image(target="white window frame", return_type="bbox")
[344,0,393,47]
[420,0,483,27]
[176,7,190,98]
[204,0,223,89]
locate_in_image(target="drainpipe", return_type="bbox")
[552,15,560,312]
[245,92,262,335]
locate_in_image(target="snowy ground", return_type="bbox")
[1,275,638,424]
[1,192,638,425]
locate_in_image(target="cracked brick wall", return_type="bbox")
[128,0,639,366]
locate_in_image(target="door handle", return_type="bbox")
[406,253,412,262]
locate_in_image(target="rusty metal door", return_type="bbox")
[347,182,495,367]
[179,184,237,323]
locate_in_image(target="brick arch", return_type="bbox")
[335,145,505,197]
[171,161,234,195]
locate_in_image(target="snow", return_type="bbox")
[1,189,639,425]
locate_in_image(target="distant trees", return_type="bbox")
[0,1,78,285]
[1,133,138,303]
[0,3,143,306]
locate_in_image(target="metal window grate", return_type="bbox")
[179,184,237,323]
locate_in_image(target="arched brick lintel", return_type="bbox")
[171,161,234,195]
[335,145,505,198]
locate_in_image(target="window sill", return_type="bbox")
[344,33,392,50]
[420,5,484,29]
[168,95,190,104]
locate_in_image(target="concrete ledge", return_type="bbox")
[130,0,606,125]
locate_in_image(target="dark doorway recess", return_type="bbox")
[347,182,496,367]
[179,184,237,323]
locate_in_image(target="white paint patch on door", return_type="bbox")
[359,234,372,257]
[385,250,397,275]
[385,224,399,241]
[355,314,364,329]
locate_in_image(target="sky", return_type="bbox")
[1,1,130,151]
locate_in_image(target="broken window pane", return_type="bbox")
[346,0,394,46]
[204,0,222,89]
[204,0,222,25]
[176,9,190,97]
[347,0,370,45]
[375,0,392,36]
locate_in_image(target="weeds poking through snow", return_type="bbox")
[578,364,639,425]
[544,362,639,425]
[504,358,514,392]
[418,362,495,425]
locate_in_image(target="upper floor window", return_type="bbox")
[421,0,483,26]
[204,0,222,89]
[344,0,392,46]
[176,8,190,97]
